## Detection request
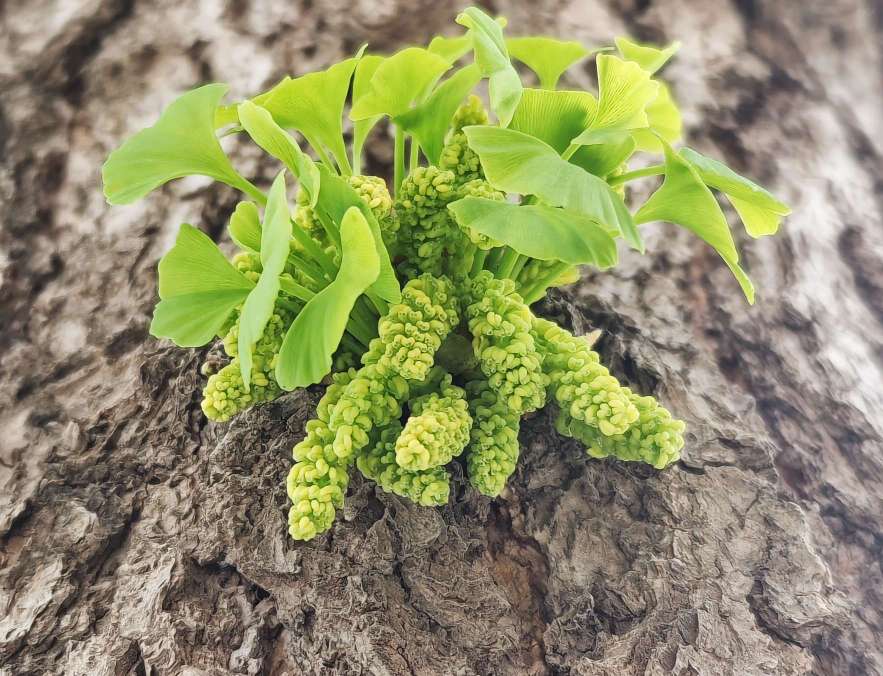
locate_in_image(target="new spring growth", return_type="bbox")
[102,7,790,540]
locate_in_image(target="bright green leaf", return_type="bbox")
[158,223,254,298]
[352,55,385,173]
[151,291,251,348]
[464,125,643,251]
[448,197,618,268]
[276,207,380,389]
[509,88,596,152]
[572,54,659,146]
[151,223,254,346]
[102,84,262,205]
[635,143,754,302]
[632,82,682,152]
[349,47,452,120]
[228,201,262,253]
[508,88,631,177]
[615,36,680,74]
[238,101,320,205]
[428,34,472,63]
[507,36,590,89]
[456,7,522,127]
[396,65,482,164]
[237,172,292,387]
[314,166,400,303]
[680,148,791,237]
[259,54,361,173]
[573,135,637,178]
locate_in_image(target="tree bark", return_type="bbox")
[1,1,881,674]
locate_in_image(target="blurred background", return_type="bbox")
[1,1,881,674]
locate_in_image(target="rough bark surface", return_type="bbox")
[1,1,881,674]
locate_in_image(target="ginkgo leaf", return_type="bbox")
[572,54,659,146]
[352,54,385,172]
[158,223,255,298]
[507,88,631,177]
[349,47,452,120]
[396,65,482,164]
[151,223,254,346]
[237,172,292,388]
[635,143,755,302]
[464,125,642,251]
[103,84,263,205]
[456,7,522,127]
[506,36,590,89]
[632,82,682,152]
[428,34,473,63]
[276,207,380,389]
[314,166,400,303]
[238,101,320,205]
[449,197,618,268]
[228,201,262,253]
[680,148,791,237]
[259,53,362,173]
[509,88,596,152]
[151,291,252,348]
[615,36,680,74]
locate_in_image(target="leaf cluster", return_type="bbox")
[103,7,789,540]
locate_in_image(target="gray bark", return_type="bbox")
[1,0,881,674]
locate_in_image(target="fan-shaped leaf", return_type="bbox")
[615,36,680,74]
[428,34,473,63]
[237,172,292,387]
[103,84,262,205]
[276,207,380,389]
[259,54,362,172]
[349,47,452,120]
[680,148,791,237]
[507,37,590,89]
[572,54,659,146]
[228,201,262,253]
[464,125,642,251]
[632,82,682,152]
[456,7,522,126]
[238,101,320,204]
[396,65,482,164]
[510,88,596,152]
[635,143,754,302]
[151,223,254,346]
[449,197,618,268]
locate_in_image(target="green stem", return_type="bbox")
[394,125,406,198]
[316,209,342,252]
[495,248,520,278]
[608,164,665,186]
[522,261,571,304]
[341,332,366,354]
[562,143,579,161]
[286,253,327,289]
[485,247,505,273]
[455,242,477,277]
[308,136,337,174]
[235,179,267,206]
[409,136,420,173]
[290,221,337,279]
[470,249,489,276]
[279,275,316,302]
[333,148,353,177]
[509,255,528,280]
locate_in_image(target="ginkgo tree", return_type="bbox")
[102,7,790,541]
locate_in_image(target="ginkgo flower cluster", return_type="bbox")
[102,7,789,540]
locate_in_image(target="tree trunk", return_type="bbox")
[1,1,880,674]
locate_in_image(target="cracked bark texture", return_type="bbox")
[1,0,881,674]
